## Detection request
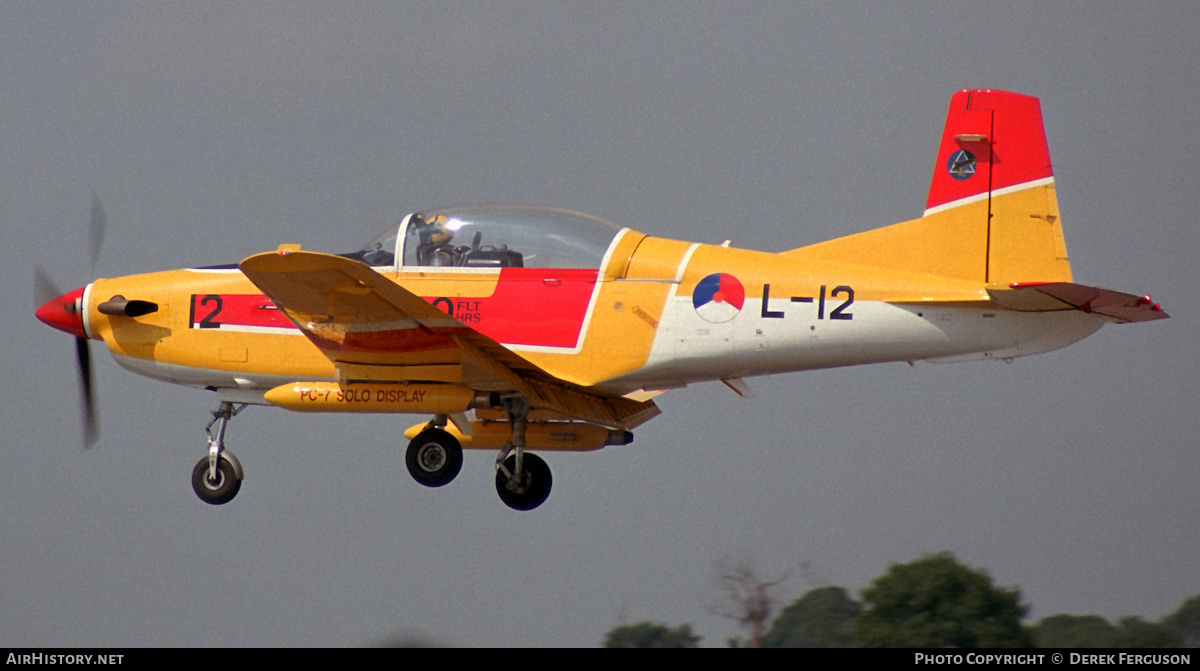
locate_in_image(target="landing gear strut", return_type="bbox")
[494,397,552,511]
[192,401,245,505]
[405,415,463,487]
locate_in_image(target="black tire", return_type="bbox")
[405,429,463,488]
[191,456,241,505]
[495,453,552,511]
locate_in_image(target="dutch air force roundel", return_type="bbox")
[692,273,745,323]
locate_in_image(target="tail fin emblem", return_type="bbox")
[947,149,977,180]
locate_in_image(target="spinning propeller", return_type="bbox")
[34,194,107,448]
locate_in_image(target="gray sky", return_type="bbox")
[3,2,1196,647]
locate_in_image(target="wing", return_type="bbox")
[988,282,1169,323]
[239,250,658,430]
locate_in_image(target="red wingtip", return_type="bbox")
[36,287,88,339]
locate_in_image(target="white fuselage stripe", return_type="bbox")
[207,324,303,336]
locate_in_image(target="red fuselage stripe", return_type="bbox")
[189,268,598,350]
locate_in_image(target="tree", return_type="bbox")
[1165,594,1200,648]
[603,622,702,648]
[705,557,790,647]
[762,585,862,648]
[1031,614,1119,648]
[1114,616,1180,648]
[1031,614,1180,648]
[854,552,1032,648]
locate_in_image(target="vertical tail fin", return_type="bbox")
[787,89,1072,286]
[926,89,1071,285]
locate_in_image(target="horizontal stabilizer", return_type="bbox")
[989,282,1168,323]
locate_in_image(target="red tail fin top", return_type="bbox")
[925,89,1054,215]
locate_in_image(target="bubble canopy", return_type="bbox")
[347,206,624,270]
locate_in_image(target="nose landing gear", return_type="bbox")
[191,401,245,505]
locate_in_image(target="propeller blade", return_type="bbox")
[88,192,107,274]
[75,336,98,448]
[38,196,106,448]
[34,264,62,311]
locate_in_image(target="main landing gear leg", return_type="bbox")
[494,397,552,511]
[191,401,245,505]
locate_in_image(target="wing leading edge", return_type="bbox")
[238,250,658,430]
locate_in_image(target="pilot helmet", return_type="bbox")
[415,213,454,246]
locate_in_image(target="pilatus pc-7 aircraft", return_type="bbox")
[35,90,1167,510]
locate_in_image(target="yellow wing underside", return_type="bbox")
[238,250,658,430]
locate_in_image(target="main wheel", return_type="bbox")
[495,453,552,511]
[405,429,463,487]
[191,455,242,505]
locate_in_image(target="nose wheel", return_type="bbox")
[191,400,245,505]
[191,455,241,505]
